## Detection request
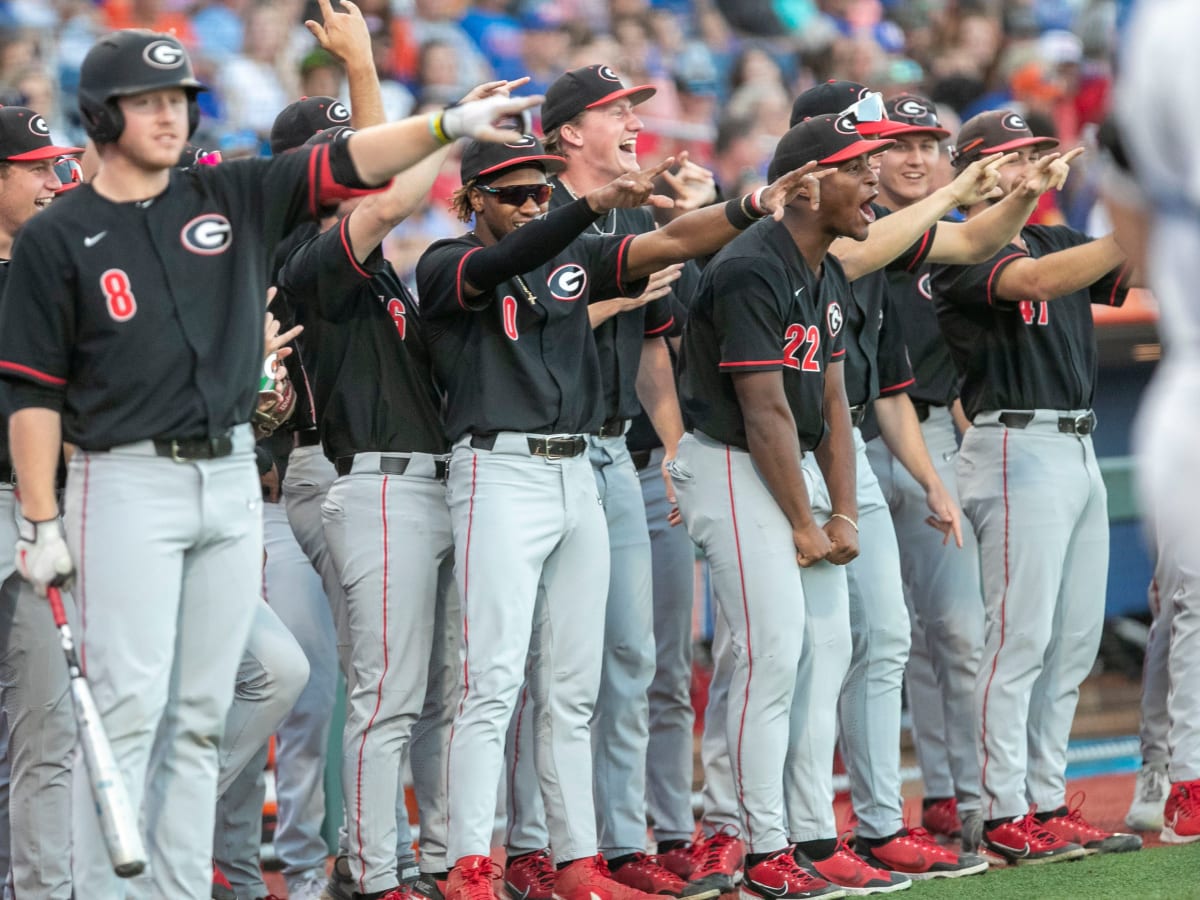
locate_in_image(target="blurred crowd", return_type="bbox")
[0,0,1126,280]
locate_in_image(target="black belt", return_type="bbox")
[997,410,1097,436]
[630,448,653,471]
[849,404,867,427]
[293,429,322,448]
[335,454,449,480]
[470,433,588,459]
[596,417,627,438]
[153,434,234,462]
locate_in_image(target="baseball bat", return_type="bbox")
[46,586,147,878]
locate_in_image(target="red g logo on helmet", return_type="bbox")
[596,65,621,83]
[28,115,49,136]
[327,101,350,123]
[1001,112,1028,132]
[181,214,232,255]
[548,263,587,301]
[143,40,185,69]
[826,301,843,336]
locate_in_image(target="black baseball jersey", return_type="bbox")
[0,146,346,450]
[417,231,647,441]
[931,224,1130,420]
[679,218,848,452]
[885,258,959,407]
[840,205,929,407]
[277,214,446,459]
[549,179,674,421]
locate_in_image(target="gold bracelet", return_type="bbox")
[830,512,858,532]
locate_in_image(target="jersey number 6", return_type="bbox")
[783,324,821,372]
[100,269,138,323]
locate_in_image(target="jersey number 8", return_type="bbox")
[101,269,138,323]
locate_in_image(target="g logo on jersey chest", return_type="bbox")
[181,214,232,255]
[548,263,587,301]
[917,273,932,300]
[827,301,843,336]
[143,40,185,69]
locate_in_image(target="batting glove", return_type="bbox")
[441,94,538,141]
[16,516,75,595]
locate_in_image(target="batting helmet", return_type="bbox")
[78,31,206,144]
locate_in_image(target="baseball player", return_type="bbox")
[529,64,689,897]
[1116,0,1200,844]
[0,106,80,900]
[0,28,538,898]
[671,112,901,900]
[416,133,821,900]
[1124,577,1171,832]
[930,108,1141,863]
[274,114,468,899]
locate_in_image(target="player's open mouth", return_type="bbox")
[618,138,637,157]
[34,197,52,209]
[860,199,876,223]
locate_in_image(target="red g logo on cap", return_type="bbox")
[596,65,621,83]
[143,40,185,69]
[181,214,233,255]
[1001,112,1028,132]
[28,115,49,136]
[549,263,587,301]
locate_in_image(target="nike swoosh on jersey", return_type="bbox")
[794,287,805,296]
[84,231,107,247]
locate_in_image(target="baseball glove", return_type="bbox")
[251,375,297,440]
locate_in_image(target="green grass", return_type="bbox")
[912,843,1200,899]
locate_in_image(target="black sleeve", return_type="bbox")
[644,294,675,337]
[930,242,1026,310]
[876,293,915,397]
[710,259,790,372]
[580,233,650,301]
[0,217,74,402]
[277,212,386,322]
[460,198,603,300]
[1089,262,1131,308]
[886,221,938,274]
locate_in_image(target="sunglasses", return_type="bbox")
[841,91,886,125]
[475,182,553,206]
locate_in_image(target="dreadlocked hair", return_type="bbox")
[450,180,476,222]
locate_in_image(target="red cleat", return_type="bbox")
[447,856,501,900]
[855,828,988,880]
[554,855,660,900]
[920,798,962,839]
[212,863,235,900]
[612,853,705,898]
[1162,780,1200,844]
[982,809,1087,865]
[740,849,843,899]
[1038,794,1142,854]
[504,850,556,900]
[802,838,911,894]
[684,827,745,897]
[657,843,697,881]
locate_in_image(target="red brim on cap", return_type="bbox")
[875,121,951,140]
[821,138,895,164]
[477,154,567,178]
[854,119,896,137]
[5,144,85,161]
[585,84,657,111]
[982,136,1059,155]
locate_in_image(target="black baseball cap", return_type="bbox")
[952,109,1058,170]
[878,94,950,139]
[768,113,894,181]
[790,80,872,126]
[541,65,655,133]
[270,96,352,154]
[0,107,83,161]
[460,134,566,184]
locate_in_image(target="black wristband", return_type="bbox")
[725,194,761,230]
